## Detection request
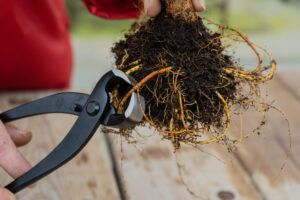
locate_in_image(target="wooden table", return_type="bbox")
[1,72,300,200]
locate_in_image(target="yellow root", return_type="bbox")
[179,92,188,129]
[116,50,129,68]
[202,17,276,84]
[118,67,172,113]
[223,35,276,83]
[115,18,277,148]
[224,59,276,83]
[126,65,141,75]
[135,88,230,145]
[193,91,230,145]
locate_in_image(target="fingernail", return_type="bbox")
[198,0,206,11]
[144,0,161,17]
[193,0,206,12]
[144,0,150,15]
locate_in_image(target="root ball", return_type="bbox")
[111,2,275,148]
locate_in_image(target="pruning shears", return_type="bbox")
[0,69,145,193]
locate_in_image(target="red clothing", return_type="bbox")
[0,0,138,90]
[82,0,139,19]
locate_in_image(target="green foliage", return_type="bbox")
[65,0,133,37]
[65,0,300,38]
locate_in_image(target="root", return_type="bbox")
[126,65,141,75]
[133,85,230,146]
[111,9,287,153]
[118,67,172,113]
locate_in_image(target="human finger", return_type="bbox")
[0,187,16,200]
[192,0,206,12]
[5,125,32,147]
[143,0,161,17]
[0,122,31,178]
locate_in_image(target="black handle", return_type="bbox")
[5,103,105,193]
[0,92,89,122]
[3,71,117,193]
[2,70,140,193]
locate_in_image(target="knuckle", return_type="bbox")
[0,139,10,156]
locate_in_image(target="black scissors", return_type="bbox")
[0,69,145,194]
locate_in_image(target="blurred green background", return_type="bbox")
[65,0,300,89]
[66,0,300,36]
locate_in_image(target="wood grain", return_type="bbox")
[1,73,300,200]
[0,92,120,200]
[108,75,300,200]
[108,127,263,200]
[233,76,300,200]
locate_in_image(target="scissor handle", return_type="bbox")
[3,70,145,193]
[4,71,117,193]
[0,92,89,123]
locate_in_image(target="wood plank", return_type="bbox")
[107,72,300,200]
[278,70,300,98]
[0,92,120,200]
[108,126,264,200]
[232,76,300,200]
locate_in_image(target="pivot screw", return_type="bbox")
[86,101,100,116]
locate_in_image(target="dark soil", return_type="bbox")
[112,8,238,133]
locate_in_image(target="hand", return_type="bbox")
[143,0,206,17]
[0,121,32,200]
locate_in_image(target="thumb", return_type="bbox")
[0,187,16,200]
[143,0,161,17]
[192,0,206,12]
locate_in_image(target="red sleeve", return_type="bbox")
[0,0,72,91]
[82,0,140,19]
